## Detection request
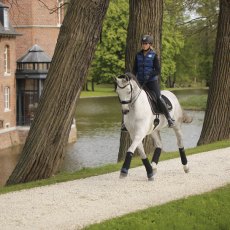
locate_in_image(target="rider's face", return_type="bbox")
[142,43,150,51]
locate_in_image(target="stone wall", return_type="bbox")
[0,125,77,150]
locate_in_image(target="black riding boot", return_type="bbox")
[157,97,175,128]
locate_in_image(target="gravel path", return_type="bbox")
[0,147,230,230]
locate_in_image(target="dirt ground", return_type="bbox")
[0,147,230,230]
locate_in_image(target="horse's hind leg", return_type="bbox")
[150,131,162,175]
[173,126,189,173]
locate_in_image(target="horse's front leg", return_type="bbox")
[120,134,143,178]
[120,134,153,180]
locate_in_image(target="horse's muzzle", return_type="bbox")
[122,109,129,115]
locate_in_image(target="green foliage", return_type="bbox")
[88,0,218,87]
[161,0,185,85]
[175,0,218,86]
[89,0,129,84]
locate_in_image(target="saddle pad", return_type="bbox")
[144,89,173,114]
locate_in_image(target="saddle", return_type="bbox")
[143,86,172,115]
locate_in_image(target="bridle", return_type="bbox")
[116,79,142,108]
[116,80,133,105]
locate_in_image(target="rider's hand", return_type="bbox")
[145,75,150,80]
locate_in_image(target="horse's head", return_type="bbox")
[115,73,133,114]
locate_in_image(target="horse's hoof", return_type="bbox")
[152,167,157,175]
[120,168,128,178]
[183,164,189,173]
[151,162,157,175]
[119,172,128,178]
[147,173,154,181]
[148,175,154,181]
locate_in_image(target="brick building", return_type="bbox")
[0,2,19,148]
[0,0,75,149]
[3,0,65,59]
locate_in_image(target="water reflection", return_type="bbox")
[0,146,22,186]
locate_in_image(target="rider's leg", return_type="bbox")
[157,96,175,127]
[146,80,175,127]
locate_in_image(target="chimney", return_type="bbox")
[0,3,9,30]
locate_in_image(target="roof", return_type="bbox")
[17,44,52,63]
[0,23,19,36]
[0,2,20,36]
[0,2,8,8]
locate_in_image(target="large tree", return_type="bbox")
[6,0,110,185]
[198,0,230,145]
[118,0,163,161]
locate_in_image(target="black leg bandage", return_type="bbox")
[179,147,187,165]
[142,158,153,176]
[121,151,133,173]
[152,147,161,164]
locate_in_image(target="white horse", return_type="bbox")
[115,73,192,180]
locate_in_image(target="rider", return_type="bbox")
[133,34,175,128]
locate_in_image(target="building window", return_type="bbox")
[4,45,10,75]
[3,8,9,29]
[4,87,10,111]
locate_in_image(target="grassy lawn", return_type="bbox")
[80,84,116,98]
[84,184,230,230]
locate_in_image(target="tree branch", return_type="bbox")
[37,0,69,14]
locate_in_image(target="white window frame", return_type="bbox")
[3,8,10,29]
[4,45,11,76]
[4,87,10,112]
[57,0,64,26]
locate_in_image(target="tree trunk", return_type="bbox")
[118,0,163,161]
[6,0,110,185]
[197,0,230,145]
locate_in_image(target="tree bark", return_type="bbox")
[198,0,230,145]
[6,0,110,185]
[118,0,163,161]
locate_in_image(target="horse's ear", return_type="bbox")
[112,76,117,83]
[124,74,129,82]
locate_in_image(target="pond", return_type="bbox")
[60,95,205,172]
[0,89,207,186]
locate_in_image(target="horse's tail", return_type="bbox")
[182,110,193,123]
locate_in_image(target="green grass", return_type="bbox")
[80,84,116,98]
[0,140,229,195]
[84,184,230,230]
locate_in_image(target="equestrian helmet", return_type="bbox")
[141,35,153,44]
